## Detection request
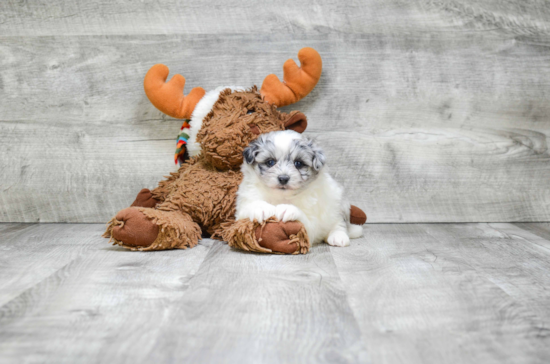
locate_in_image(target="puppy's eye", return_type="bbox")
[247,109,255,114]
[294,161,304,169]
[265,159,276,168]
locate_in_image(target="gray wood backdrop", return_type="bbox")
[1,0,549,223]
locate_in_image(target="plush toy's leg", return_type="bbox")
[350,205,367,225]
[222,218,310,255]
[103,207,201,251]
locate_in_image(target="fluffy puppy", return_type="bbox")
[236,130,363,247]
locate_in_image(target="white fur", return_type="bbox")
[186,86,245,157]
[236,131,363,246]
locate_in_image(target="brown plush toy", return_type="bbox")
[104,48,367,254]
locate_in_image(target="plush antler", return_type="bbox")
[143,64,206,119]
[260,47,322,107]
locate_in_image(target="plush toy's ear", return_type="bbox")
[284,112,307,133]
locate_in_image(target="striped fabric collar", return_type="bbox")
[175,119,191,165]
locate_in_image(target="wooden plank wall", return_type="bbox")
[0,0,549,223]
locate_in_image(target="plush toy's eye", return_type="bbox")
[294,161,303,169]
[266,159,276,167]
[247,109,255,114]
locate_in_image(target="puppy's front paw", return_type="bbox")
[327,231,350,247]
[275,204,303,222]
[241,201,276,223]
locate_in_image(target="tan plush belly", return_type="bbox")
[167,163,243,232]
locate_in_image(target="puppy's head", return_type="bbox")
[243,130,326,191]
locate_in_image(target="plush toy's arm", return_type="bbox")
[150,174,178,203]
[130,159,196,209]
[222,218,310,255]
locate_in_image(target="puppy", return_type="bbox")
[236,130,363,247]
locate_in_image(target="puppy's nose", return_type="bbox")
[278,175,290,185]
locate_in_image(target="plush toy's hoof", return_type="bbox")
[222,218,310,255]
[350,205,367,225]
[255,220,308,254]
[104,207,202,251]
[105,207,159,248]
[131,188,160,208]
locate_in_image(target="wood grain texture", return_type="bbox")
[144,242,369,363]
[0,223,369,363]
[0,223,213,364]
[1,1,550,223]
[2,223,550,363]
[331,223,550,364]
[0,0,428,36]
[1,0,549,36]
[1,33,550,223]
[423,0,550,35]
[514,222,550,241]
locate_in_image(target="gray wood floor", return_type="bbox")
[1,223,549,364]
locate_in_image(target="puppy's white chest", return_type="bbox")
[264,192,318,214]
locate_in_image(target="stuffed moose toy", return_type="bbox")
[104,47,366,254]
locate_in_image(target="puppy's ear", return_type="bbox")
[243,141,259,164]
[312,149,326,170]
[284,112,307,133]
[307,139,326,171]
